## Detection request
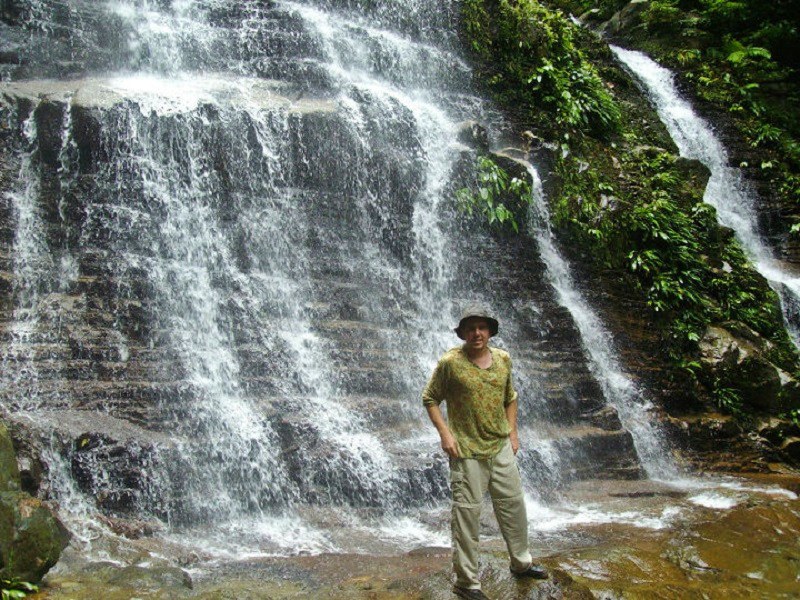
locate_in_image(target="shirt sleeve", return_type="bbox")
[422,359,448,407]
[504,356,519,406]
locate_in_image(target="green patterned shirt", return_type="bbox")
[422,345,519,459]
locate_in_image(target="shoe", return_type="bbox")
[511,563,548,579]
[452,586,491,600]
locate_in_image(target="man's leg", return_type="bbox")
[450,457,489,590]
[487,440,533,572]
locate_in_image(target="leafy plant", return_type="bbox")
[462,0,620,137]
[712,379,744,416]
[725,42,771,64]
[784,408,800,427]
[1,579,38,600]
[456,156,531,232]
[642,0,683,33]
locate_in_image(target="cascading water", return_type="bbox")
[611,46,800,346]
[523,162,676,480]
[0,0,681,561]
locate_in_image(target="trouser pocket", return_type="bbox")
[450,465,468,504]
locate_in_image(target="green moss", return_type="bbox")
[552,134,795,367]
[589,0,800,234]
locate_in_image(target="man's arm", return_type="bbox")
[505,399,519,454]
[426,404,459,458]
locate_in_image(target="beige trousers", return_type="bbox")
[449,439,533,590]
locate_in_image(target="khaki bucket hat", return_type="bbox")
[454,305,499,339]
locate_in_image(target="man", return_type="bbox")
[423,305,547,600]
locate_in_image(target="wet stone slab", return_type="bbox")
[34,472,800,599]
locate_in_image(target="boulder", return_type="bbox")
[680,415,743,452]
[780,438,800,462]
[521,568,595,599]
[777,372,800,411]
[0,420,70,583]
[0,491,69,583]
[698,323,783,412]
[757,418,800,446]
[600,0,650,37]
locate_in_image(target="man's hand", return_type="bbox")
[426,404,460,458]
[440,430,460,458]
[505,400,519,454]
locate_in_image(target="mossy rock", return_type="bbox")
[0,491,70,583]
[0,421,21,492]
[698,323,787,413]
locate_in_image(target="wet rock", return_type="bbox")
[6,419,46,495]
[665,541,722,574]
[456,120,489,151]
[757,418,800,446]
[0,491,70,583]
[779,437,800,462]
[674,414,743,451]
[77,561,193,592]
[105,564,193,591]
[0,420,69,583]
[674,155,711,184]
[581,405,623,431]
[777,374,800,410]
[521,568,595,599]
[97,514,164,539]
[600,0,649,37]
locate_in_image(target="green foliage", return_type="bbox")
[553,139,794,362]
[724,42,771,64]
[462,0,800,409]
[712,379,744,416]
[642,0,683,34]
[545,0,627,21]
[456,156,531,232]
[0,580,38,600]
[462,0,620,137]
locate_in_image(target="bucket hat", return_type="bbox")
[454,304,499,339]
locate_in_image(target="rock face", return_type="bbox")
[0,421,69,583]
[0,421,20,491]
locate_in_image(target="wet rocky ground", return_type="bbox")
[30,470,800,600]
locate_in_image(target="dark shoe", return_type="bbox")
[511,563,549,579]
[452,586,491,600]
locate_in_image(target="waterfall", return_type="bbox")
[611,46,800,346]
[0,0,666,557]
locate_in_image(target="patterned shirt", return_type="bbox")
[422,345,519,459]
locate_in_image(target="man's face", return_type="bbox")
[461,317,491,350]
